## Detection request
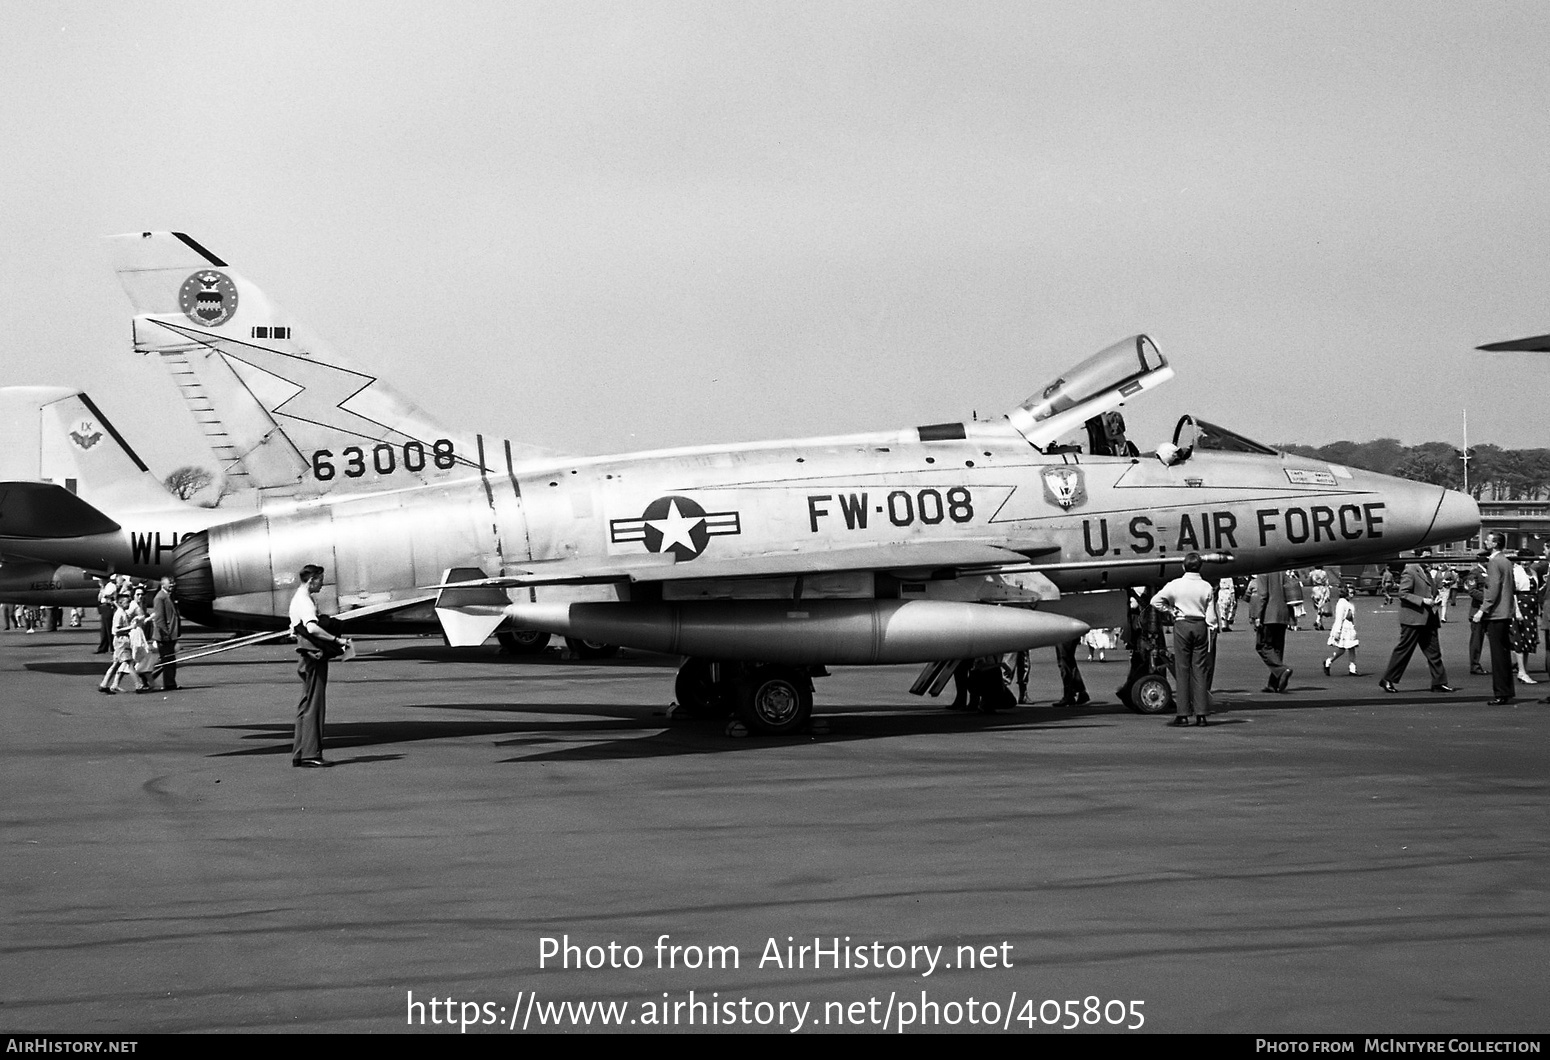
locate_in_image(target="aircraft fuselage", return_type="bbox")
[177,422,1479,624]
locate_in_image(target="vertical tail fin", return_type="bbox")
[0,387,193,514]
[105,232,540,500]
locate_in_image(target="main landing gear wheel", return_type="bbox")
[1127,673,1175,715]
[734,665,813,736]
[674,659,732,719]
[496,630,551,655]
[565,637,620,660]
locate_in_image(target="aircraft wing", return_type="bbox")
[0,482,120,539]
[1477,334,1550,352]
[994,551,1234,576]
[431,540,1061,591]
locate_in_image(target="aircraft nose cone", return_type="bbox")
[1426,488,1481,547]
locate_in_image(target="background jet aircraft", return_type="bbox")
[0,555,100,610]
[1477,334,1550,351]
[0,387,253,609]
[84,232,1480,735]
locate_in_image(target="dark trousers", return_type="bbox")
[1381,619,1448,688]
[96,604,114,653]
[293,653,329,762]
[1486,620,1514,701]
[157,640,178,689]
[1469,616,1486,670]
[1055,639,1087,701]
[1256,623,1291,687]
[1173,617,1211,716]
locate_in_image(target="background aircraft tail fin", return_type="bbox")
[0,388,192,514]
[105,232,543,500]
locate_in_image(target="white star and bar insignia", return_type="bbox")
[609,495,741,561]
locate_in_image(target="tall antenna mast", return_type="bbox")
[1461,409,1470,496]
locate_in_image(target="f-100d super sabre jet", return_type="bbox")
[89,232,1478,735]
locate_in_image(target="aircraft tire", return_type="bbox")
[496,630,551,655]
[674,659,732,719]
[565,637,620,660]
[1128,674,1175,715]
[734,665,813,736]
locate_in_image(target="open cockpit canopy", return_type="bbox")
[1005,335,1173,450]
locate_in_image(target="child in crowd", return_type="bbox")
[1323,586,1361,677]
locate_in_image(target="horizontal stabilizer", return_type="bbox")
[0,483,120,539]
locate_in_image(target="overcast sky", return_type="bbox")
[4,0,1549,480]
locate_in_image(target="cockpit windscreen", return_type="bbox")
[1173,415,1280,455]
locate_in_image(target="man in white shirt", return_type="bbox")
[1150,552,1220,726]
[94,577,117,654]
[289,563,349,768]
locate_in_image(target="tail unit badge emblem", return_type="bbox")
[179,270,239,327]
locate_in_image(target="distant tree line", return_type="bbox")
[1276,439,1550,501]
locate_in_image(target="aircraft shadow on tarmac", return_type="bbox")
[203,701,1114,763]
[204,731,409,766]
[1210,684,1487,710]
[493,708,1116,764]
[208,714,651,759]
[25,660,119,676]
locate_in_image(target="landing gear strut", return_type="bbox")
[674,659,732,719]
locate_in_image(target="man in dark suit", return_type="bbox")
[1380,547,1453,693]
[1474,532,1516,704]
[1249,570,1294,692]
[151,576,181,691]
[1465,557,1489,674]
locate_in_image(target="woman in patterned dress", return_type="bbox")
[1513,558,1540,684]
